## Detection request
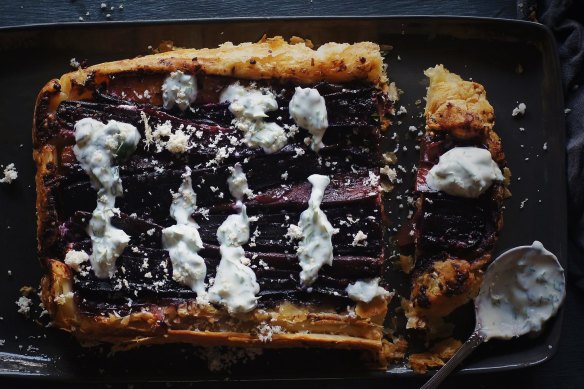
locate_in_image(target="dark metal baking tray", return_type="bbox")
[0,16,566,382]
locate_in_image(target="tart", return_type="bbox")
[403,65,511,328]
[33,37,396,360]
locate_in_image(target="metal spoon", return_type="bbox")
[421,241,566,389]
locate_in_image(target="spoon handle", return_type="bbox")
[420,330,485,389]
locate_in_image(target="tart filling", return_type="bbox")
[34,37,396,359]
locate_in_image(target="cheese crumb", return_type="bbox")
[140,111,154,149]
[396,106,407,115]
[16,296,31,315]
[55,292,74,305]
[0,163,18,184]
[351,230,368,246]
[166,130,190,153]
[512,102,527,117]
[285,224,303,241]
[257,323,283,342]
[64,250,89,272]
[366,171,380,187]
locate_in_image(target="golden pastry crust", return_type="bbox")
[35,36,387,122]
[424,64,494,140]
[34,37,393,360]
[410,258,484,318]
[42,260,389,353]
[408,338,462,374]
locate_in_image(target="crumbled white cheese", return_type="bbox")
[380,165,397,183]
[148,121,192,154]
[512,102,527,117]
[365,171,380,187]
[351,230,368,247]
[64,250,89,272]
[140,111,154,149]
[396,106,407,115]
[54,292,75,305]
[16,296,32,315]
[165,130,190,153]
[285,224,303,241]
[257,323,283,342]
[0,163,18,184]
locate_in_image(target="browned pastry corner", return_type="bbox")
[408,338,462,374]
[33,36,396,364]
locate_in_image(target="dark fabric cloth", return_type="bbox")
[537,0,584,290]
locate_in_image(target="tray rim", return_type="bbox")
[0,15,567,382]
[0,14,555,35]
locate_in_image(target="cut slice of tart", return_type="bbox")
[34,37,398,362]
[404,65,511,328]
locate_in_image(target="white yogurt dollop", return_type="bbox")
[162,70,197,111]
[426,147,504,198]
[208,165,259,314]
[73,118,141,278]
[346,277,390,303]
[289,87,328,152]
[294,174,336,286]
[475,241,566,341]
[227,163,252,200]
[220,83,287,154]
[162,167,207,301]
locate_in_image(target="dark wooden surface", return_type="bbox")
[1,1,583,388]
[0,0,517,26]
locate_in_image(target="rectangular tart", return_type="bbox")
[33,37,397,360]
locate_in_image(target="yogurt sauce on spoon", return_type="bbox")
[422,241,566,389]
[475,241,565,340]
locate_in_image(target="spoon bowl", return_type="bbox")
[421,241,566,389]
